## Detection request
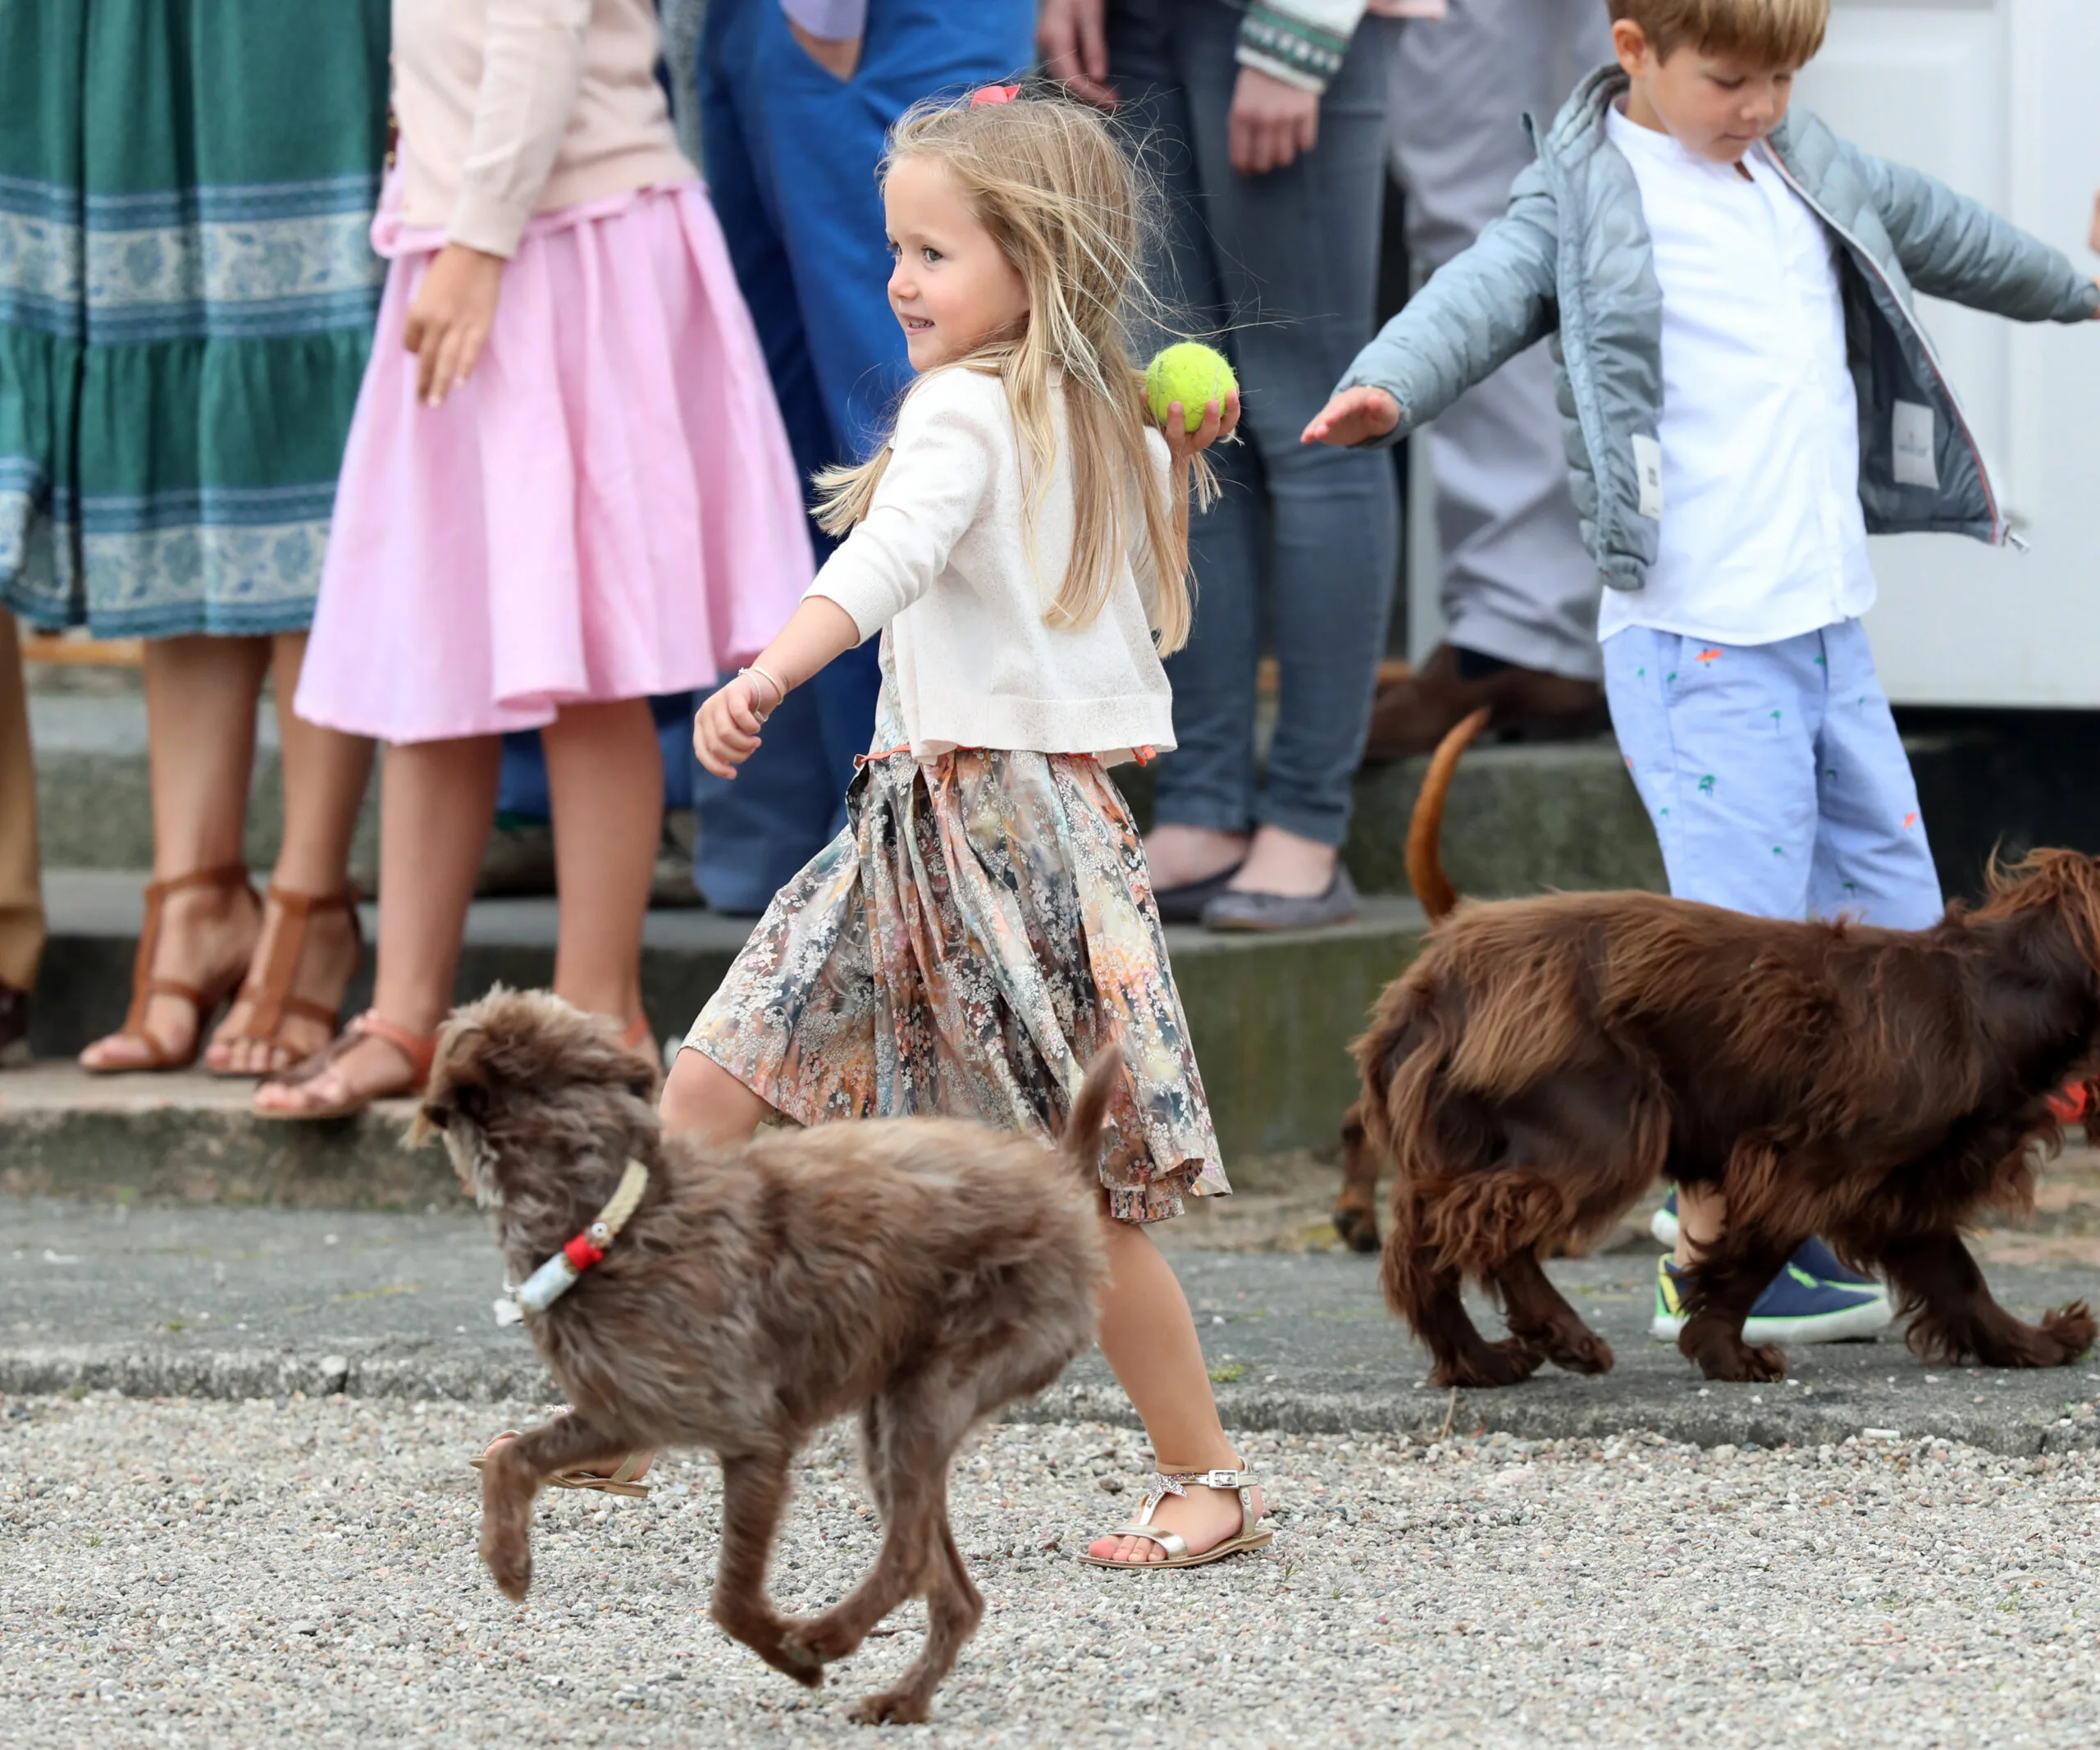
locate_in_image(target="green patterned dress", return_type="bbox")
[0,1,390,637]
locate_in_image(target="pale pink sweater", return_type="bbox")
[392,0,695,258]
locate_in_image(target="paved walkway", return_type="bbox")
[7,1197,2096,1454]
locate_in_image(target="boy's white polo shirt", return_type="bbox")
[1598,103,1876,647]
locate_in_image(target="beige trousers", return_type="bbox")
[0,614,45,991]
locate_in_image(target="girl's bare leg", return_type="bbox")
[80,636,267,1068]
[1675,1183,1724,1270]
[210,633,375,1072]
[253,733,497,1112]
[1087,1218,1261,1563]
[542,698,658,1025]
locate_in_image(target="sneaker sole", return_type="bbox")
[1650,1297,1895,1346]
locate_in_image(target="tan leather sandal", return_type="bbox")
[208,884,364,1078]
[1079,1468,1273,1570]
[253,1009,436,1122]
[81,865,258,1075]
[469,1430,652,1499]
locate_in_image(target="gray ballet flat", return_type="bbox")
[1202,866,1360,933]
[1152,861,1244,925]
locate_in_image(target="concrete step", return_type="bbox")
[14,871,1427,1201]
[32,688,1671,899]
[41,683,2057,909]
[30,691,381,877]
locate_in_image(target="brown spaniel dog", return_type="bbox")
[1349,711,2096,1385]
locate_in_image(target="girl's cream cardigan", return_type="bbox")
[809,366,1177,768]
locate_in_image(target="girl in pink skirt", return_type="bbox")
[259,0,811,1118]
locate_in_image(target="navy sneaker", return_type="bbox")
[1652,1254,1892,1346]
[1650,1193,1886,1297]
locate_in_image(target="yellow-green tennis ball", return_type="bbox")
[1146,342,1236,433]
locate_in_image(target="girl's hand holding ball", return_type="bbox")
[1146,342,1240,458]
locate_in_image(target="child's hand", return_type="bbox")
[693,671,782,780]
[1162,388,1240,462]
[404,244,504,409]
[1301,386,1401,447]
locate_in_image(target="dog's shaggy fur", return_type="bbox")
[413,989,1112,1725]
[1349,714,2098,1386]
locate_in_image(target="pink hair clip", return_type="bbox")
[970,84,1021,107]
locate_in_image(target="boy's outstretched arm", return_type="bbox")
[1305,162,1560,449]
[1865,153,2100,323]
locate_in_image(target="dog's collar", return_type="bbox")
[492,1159,650,1327]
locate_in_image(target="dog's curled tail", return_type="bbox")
[1405,706,1491,925]
[1061,1047,1125,1180]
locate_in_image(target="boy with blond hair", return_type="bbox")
[1308,0,2100,1346]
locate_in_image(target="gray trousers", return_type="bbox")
[1390,0,1614,682]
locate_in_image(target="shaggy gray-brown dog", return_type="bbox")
[413,988,1112,1725]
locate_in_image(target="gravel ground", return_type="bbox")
[5,1396,2098,1748]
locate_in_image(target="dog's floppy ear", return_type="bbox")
[406,1018,495,1147]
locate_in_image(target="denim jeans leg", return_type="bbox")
[1148,2,1402,848]
[1109,0,1262,836]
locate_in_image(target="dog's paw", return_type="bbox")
[851,1687,932,1727]
[781,1614,863,1669]
[2042,1301,2098,1361]
[1696,1341,1787,1384]
[1331,1203,1381,1255]
[482,1536,532,1603]
[1549,1328,1614,1376]
[1429,1338,1542,1390]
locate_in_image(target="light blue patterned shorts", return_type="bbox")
[1601,619,1942,929]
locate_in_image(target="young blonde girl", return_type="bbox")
[660,85,1264,1568]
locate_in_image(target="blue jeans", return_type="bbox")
[1602,620,1942,927]
[689,0,1034,912]
[1108,0,1402,848]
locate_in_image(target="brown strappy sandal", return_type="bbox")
[207,885,365,1078]
[253,1009,438,1122]
[80,865,259,1076]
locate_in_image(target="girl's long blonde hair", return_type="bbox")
[813,86,1214,656]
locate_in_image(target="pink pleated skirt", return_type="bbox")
[295,182,812,744]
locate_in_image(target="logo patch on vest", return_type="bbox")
[1892,400,1938,489]
[1632,435,1664,519]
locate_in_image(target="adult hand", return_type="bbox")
[788,17,861,80]
[1301,386,1401,447]
[693,671,783,781]
[1162,388,1241,463]
[1229,66,1319,176]
[1039,0,1117,110]
[404,244,504,408]
[2089,190,2099,254]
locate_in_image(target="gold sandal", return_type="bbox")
[208,884,363,1077]
[1079,1468,1273,1570]
[468,1431,652,1499]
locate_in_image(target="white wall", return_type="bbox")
[1801,0,2100,706]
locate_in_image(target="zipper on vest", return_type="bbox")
[1759,148,2006,544]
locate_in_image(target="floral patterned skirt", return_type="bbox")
[686,688,1227,1222]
